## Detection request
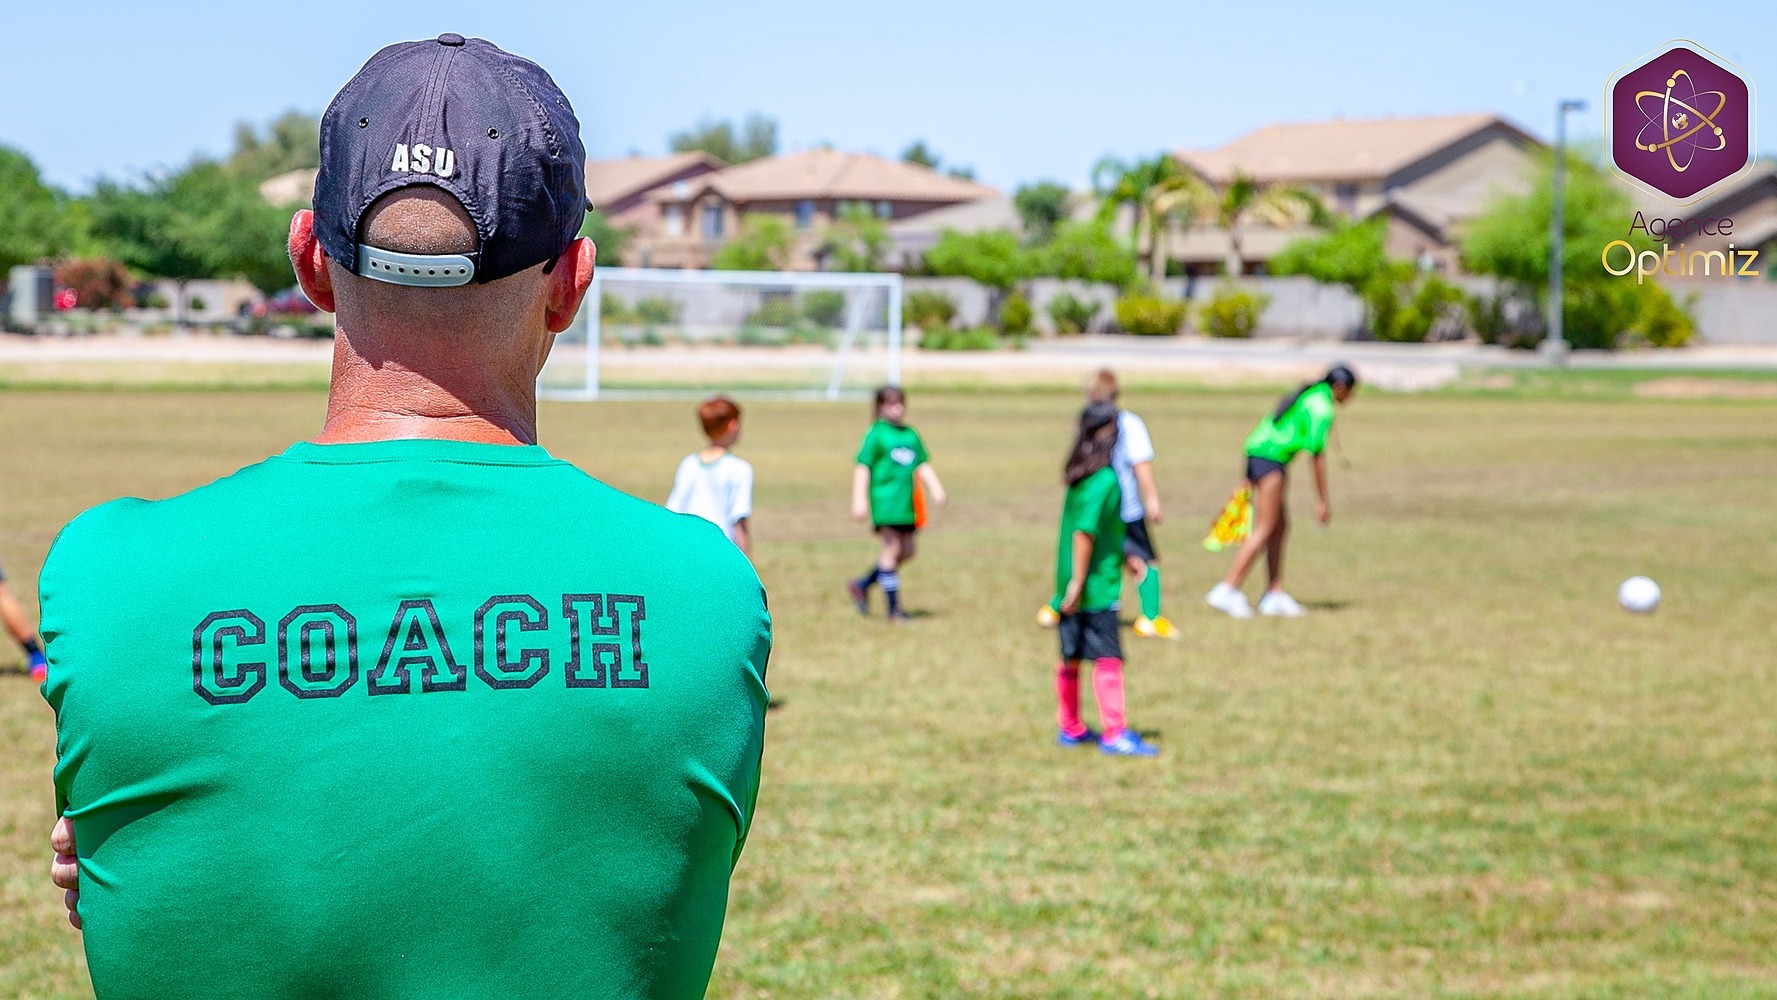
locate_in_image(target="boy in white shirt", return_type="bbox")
[666,396,755,556]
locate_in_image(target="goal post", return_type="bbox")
[539,267,903,401]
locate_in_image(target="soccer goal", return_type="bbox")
[539,267,903,401]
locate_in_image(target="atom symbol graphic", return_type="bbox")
[1635,69,1728,173]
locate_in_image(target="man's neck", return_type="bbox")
[315,337,539,445]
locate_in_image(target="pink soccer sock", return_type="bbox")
[1054,661,1086,737]
[1092,657,1127,740]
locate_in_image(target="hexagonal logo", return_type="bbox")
[1607,41,1755,204]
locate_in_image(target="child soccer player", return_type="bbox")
[1039,370,1178,639]
[1053,401,1157,756]
[848,385,945,623]
[1206,364,1358,618]
[665,396,754,557]
[0,559,48,683]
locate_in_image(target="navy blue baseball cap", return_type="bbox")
[314,34,588,287]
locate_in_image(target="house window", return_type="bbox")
[1334,184,1359,217]
[701,203,724,239]
[795,200,815,230]
[876,200,892,219]
[663,204,684,238]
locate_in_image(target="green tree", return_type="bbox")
[579,210,634,267]
[1028,220,1137,289]
[1092,154,1202,282]
[820,204,888,272]
[89,159,293,318]
[1013,182,1072,244]
[1273,218,1464,343]
[0,145,74,274]
[901,140,940,170]
[226,111,321,181]
[1207,171,1328,276]
[668,114,776,164]
[711,213,794,271]
[1462,153,1683,348]
[924,229,1029,292]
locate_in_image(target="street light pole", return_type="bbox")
[1544,98,1587,362]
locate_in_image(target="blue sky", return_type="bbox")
[3,0,1771,194]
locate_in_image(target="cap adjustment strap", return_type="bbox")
[357,245,479,287]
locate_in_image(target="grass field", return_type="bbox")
[2,378,1775,998]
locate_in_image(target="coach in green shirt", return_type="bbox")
[44,36,770,1000]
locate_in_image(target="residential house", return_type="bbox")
[631,149,997,270]
[1169,113,1544,275]
[584,151,726,239]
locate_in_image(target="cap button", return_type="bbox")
[437,33,465,46]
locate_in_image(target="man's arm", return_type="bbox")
[915,463,946,508]
[851,465,871,522]
[1059,530,1093,614]
[1131,460,1162,525]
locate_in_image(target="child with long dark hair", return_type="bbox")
[848,385,946,623]
[1053,401,1158,756]
[1206,365,1358,618]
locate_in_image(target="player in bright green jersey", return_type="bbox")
[848,385,946,623]
[44,36,769,1000]
[1052,402,1157,757]
[1206,365,1358,619]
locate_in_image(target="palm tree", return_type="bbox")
[1092,154,1192,282]
[1211,172,1330,276]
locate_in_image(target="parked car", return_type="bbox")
[253,287,319,318]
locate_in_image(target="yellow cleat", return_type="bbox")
[1133,615,1182,640]
[1035,604,1060,628]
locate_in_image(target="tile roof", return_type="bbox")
[655,148,997,204]
[1176,113,1534,184]
[583,152,725,208]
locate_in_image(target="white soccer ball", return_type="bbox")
[1618,576,1661,614]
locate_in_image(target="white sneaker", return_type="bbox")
[1257,590,1307,617]
[1205,583,1254,619]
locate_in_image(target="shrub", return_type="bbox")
[800,289,847,327]
[1365,274,1467,343]
[1629,284,1694,348]
[1046,293,1098,335]
[906,290,957,330]
[746,295,799,328]
[919,326,999,350]
[635,297,679,324]
[997,291,1032,334]
[600,293,636,324]
[1114,294,1188,336]
[1196,283,1270,339]
[55,258,134,311]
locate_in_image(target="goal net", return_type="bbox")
[539,267,903,400]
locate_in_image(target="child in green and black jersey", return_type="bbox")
[847,386,946,623]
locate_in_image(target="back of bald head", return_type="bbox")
[329,187,549,343]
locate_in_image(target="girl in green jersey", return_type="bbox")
[849,386,946,623]
[1206,365,1357,619]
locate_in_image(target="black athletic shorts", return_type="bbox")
[1122,518,1156,562]
[875,523,917,538]
[1245,455,1288,483]
[1058,608,1122,662]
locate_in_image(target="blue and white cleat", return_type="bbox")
[1056,727,1100,748]
[1099,730,1160,757]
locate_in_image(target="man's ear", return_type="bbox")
[544,237,596,334]
[288,210,337,313]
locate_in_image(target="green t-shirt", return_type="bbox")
[1053,466,1126,613]
[41,438,770,1000]
[1244,382,1336,464]
[854,419,929,527]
